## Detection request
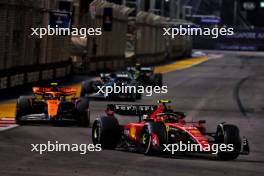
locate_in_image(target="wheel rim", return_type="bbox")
[141,129,151,153]
[142,133,148,145]
[93,122,101,144]
[94,128,98,139]
[216,126,224,143]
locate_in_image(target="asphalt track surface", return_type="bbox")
[0,52,264,176]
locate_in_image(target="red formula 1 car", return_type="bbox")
[92,100,250,160]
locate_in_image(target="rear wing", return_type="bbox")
[59,88,77,95]
[107,104,157,116]
[100,73,110,78]
[127,67,135,71]
[140,67,153,71]
[100,73,130,79]
[32,87,77,96]
[33,87,52,94]
[116,73,129,78]
[126,67,153,72]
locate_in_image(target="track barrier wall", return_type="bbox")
[0,0,193,91]
[0,0,72,91]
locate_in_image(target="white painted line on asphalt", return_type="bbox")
[0,117,18,132]
[0,117,15,121]
[208,54,224,59]
[0,124,18,132]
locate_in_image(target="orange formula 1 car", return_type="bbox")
[15,83,90,126]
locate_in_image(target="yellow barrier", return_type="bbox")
[155,57,209,74]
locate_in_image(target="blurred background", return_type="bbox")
[0,0,263,91]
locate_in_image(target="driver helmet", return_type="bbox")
[135,63,141,71]
[142,114,148,120]
[166,105,173,113]
[60,96,66,101]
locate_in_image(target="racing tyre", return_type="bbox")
[140,122,167,155]
[16,96,32,124]
[154,74,163,87]
[130,80,142,100]
[136,92,142,100]
[76,98,90,127]
[216,124,241,160]
[128,93,137,102]
[80,80,100,97]
[92,116,120,149]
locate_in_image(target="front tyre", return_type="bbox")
[92,116,120,149]
[150,74,163,87]
[80,80,101,97]
[76,98,90,127]
[216,124,241,160]
[16,96,32,125]
[154,74,163,87]
[140,122,167,155]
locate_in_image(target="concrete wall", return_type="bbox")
[135,12,167,65]
[81,1,132,72]
[135,12,192,64]
[0,0,72,90]
[168,35,192,59]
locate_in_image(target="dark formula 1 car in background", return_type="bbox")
[16,83,90,126]
[92,100,250,160]
[81,73,141,101]
[127,64,162,87]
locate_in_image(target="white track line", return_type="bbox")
[0,118,18,132]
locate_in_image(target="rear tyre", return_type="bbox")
[154,74,163,87]
[16,96,32,125]
[92,116,120,149]
[136,92,142,100]
[129,80,142,100]
[140,122,167,155]
[128,93,137,102]
[76,98,90,127]
[80,80,99,97]
[216,124,241,160]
